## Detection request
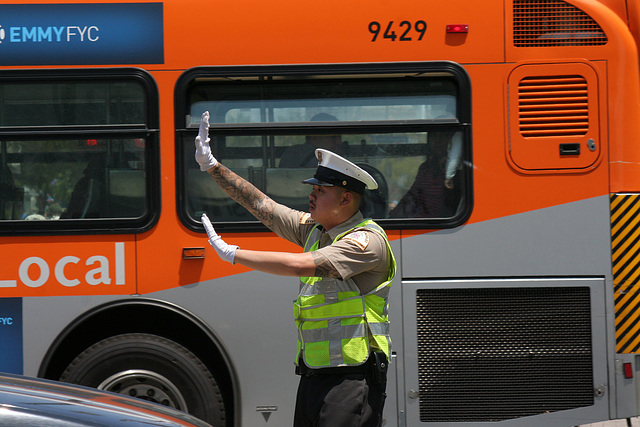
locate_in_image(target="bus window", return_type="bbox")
[177,64,471,231]
[0,71,159,234]
[2,138,146,220]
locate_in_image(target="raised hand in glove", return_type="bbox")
[202,213,238,264]
[195,111,218,171]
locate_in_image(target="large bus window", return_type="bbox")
[0,70,159,234]
[177,64,471,230]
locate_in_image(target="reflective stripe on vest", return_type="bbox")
[294,219,396,368]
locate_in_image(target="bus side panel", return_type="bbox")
[398,196,614,425]
[22,295,124,381]
[462,63,610,227]
[162,0,506,68]
[403,196,612,279]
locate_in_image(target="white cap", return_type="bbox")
[302,149,378,194]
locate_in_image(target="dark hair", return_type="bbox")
[310,113,338,122]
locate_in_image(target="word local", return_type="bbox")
[0,243,125,288]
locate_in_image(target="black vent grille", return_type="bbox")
[514,0,607,47]
[518,75,589,138]
[416,286,593,422]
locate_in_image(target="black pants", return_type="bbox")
[293,371,387,427]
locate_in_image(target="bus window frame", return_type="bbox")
[175,62,473,233]
[0,68,160,236]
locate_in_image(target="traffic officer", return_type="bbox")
[194,111,396,427]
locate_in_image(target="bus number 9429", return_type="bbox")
[368,20,427,42]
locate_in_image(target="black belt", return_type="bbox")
[295,355,375,377]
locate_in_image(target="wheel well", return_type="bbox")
[38,299,235,425]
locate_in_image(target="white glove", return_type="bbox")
[202,213,238,264]
[195,111,218,171]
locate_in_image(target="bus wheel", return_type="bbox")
[59,333,226,426]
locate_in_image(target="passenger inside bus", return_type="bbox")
[279,113,344,168]
[0,163,22,220]
[62,156,107,219]
[62,140,147,219]
[390,131,462,218]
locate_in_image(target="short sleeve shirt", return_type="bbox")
[270,204,390,294]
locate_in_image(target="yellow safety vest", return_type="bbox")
[293,219,397,368]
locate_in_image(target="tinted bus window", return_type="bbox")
[0,71,159,234]
[0,81,145,126]
[177,65,471,230]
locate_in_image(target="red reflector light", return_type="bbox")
[86,139,98,146]
[447,24,469,33]
[624,362,633,379]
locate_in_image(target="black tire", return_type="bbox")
[59,333,226,426]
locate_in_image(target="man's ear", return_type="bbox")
[340,190,353,207]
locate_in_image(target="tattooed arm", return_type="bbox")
[194,111,277,227]
[206,163,277,228]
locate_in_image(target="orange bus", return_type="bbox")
[1,0,640,425]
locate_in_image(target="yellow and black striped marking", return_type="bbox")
[612,193,640,353]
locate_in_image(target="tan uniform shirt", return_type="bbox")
[270,203,390,294]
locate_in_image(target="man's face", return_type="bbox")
[308,185,344,225]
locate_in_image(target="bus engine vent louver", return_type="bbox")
[518,75,589,138]
[415,287,593,422]
[514,0,607,46]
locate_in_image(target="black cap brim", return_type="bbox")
[302,166,366,194]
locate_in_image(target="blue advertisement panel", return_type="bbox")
[0,3,164,66]
[0,298,22,374]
